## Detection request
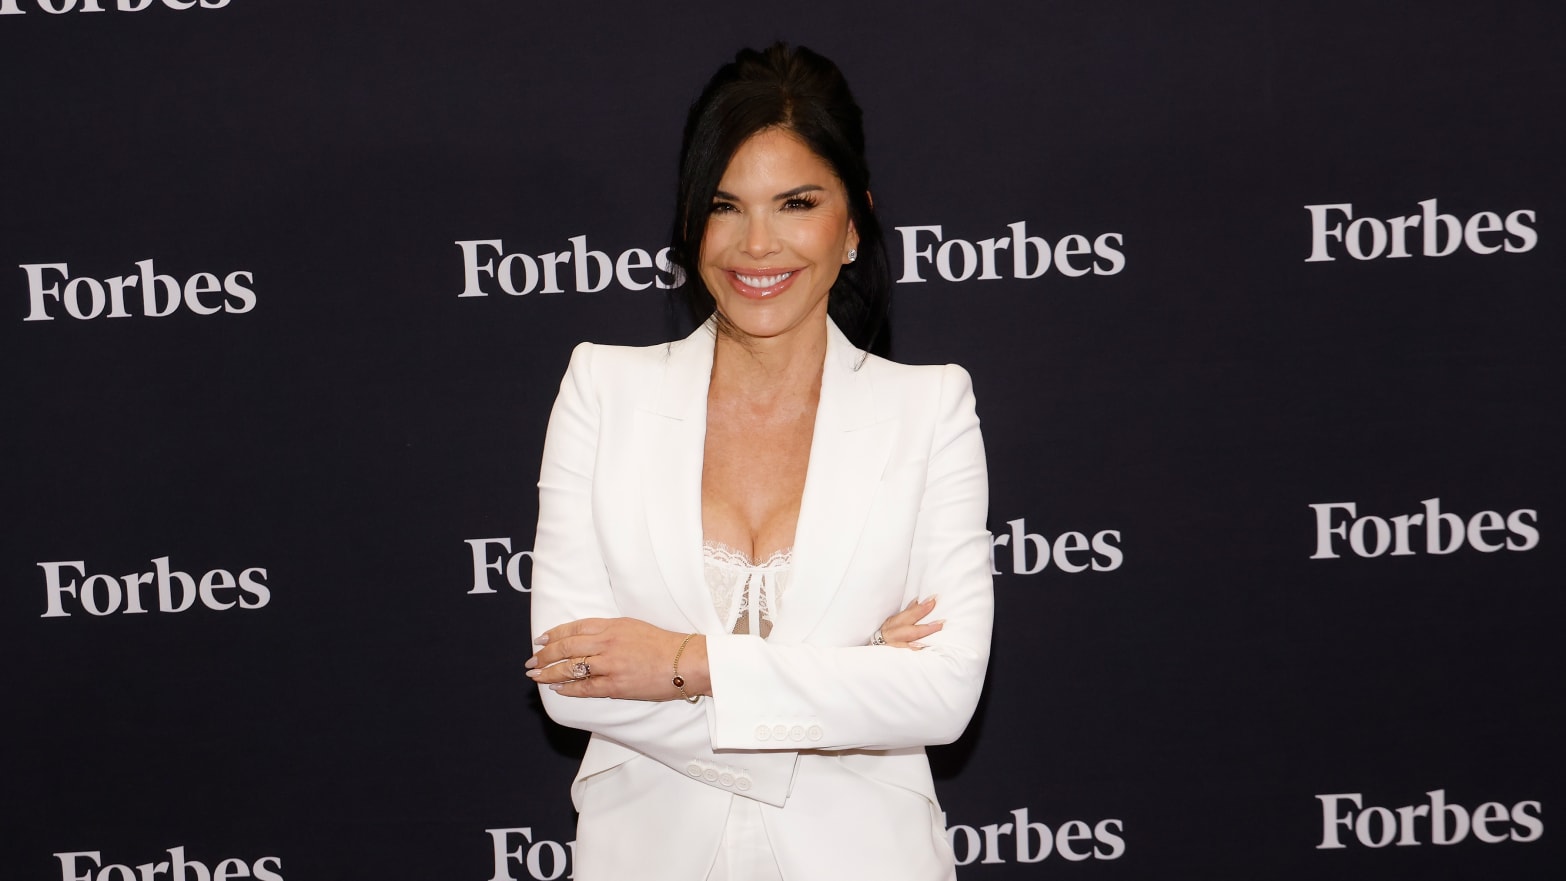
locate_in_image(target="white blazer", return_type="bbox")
[531,318,992,881]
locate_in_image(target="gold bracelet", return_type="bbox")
[672,633,700,704]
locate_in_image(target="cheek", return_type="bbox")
[790,217,848,259]
[699,225,726,262]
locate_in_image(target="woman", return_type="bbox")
[526,43,992,880]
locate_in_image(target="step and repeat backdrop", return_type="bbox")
[3,2,1561,879]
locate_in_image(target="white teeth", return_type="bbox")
[736,271,792,288]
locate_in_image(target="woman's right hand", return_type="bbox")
[874,596,943,649]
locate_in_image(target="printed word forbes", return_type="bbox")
[1309,498,1539,559]
[486,828,574,881]
[21,260,256,321]
[456,238,680,297]
[1317,789,1542,849]
[991,518,1123,575]
[945,808,1125,865]
[896,222,1125,283]
[466,538,533,594]
[40,557,270,618]
[1305,198,1537,262]
[0,0,229,12]
[55,847,281,881]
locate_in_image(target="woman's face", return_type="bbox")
[700,127,858,344]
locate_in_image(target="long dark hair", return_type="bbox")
[669,43,891,356]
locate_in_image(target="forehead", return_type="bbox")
[719,128,842,190]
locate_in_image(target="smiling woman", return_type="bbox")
[527,43,992,881]
[670,43,892,358]
[699,129,859,344]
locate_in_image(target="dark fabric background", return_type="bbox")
[3,2,1560,878]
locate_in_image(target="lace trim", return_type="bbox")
[701,539,794,569]
[702,539,792,638]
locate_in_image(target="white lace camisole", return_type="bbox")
[700,540,792,880]
[702,540,793,638]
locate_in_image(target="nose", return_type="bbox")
[740,214,780,259]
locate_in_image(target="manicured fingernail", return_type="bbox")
[524,656,538,669]
[924,594,939,604]
[535,635,550,645]
[525,669,541,679]
[548,683,563,691]
[932,619,946,626]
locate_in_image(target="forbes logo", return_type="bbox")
[40,556,270,618]
[456,237,680,297]
[55,847,281,881]
[21,260,256,321]
[896,221,1124,284]
[485,828,574,881]
[990,518,1123,575]
[465,538,533,594]
[1305,198,1537,262]
[1317,789,1542,849]
[1309,498,1538,559]
[945,808,1125,865]
[0,0,231,15]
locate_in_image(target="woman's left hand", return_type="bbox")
[874,596,944,648]
[527,617,707,701]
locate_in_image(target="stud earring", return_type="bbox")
[847,248,858,263]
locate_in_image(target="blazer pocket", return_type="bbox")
[831,750,944,828]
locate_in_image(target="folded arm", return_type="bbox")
[705,364,992,751]
[529,343,801,804]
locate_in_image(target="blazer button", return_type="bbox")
[755,725,771,741]
[772,725,788,741]
[735,776,752,791]
[789,725,805,742]
[719,772,735,787]
[807,725,823,741]
[686,763,703,777]
[703,768,719,782]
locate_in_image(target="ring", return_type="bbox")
[570,659,592,679]
[870,628,886,646]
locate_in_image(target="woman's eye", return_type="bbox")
[783,197,818,211]
[709,201,737,214]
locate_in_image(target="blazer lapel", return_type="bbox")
[772,321,897,644]
[639,321,726,634]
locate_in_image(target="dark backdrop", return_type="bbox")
[3,2,1561,879]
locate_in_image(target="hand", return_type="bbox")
[526,617,708,701]
[874,596,943,649]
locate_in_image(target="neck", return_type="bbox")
[710,317,829,402]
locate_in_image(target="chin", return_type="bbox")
[719,304,826,342]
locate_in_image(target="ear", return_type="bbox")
[842,189,870,264]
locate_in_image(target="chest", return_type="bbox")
[700,397,817,559]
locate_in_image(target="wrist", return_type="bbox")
[687,635,711,696]
[672,633,710,702]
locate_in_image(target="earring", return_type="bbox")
[847,248,858,263]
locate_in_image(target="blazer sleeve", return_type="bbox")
[705,363,993,751]
[529,343,800,806]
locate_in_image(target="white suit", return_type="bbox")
[531,318,992,880]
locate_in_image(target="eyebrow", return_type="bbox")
[712,184,827,201]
